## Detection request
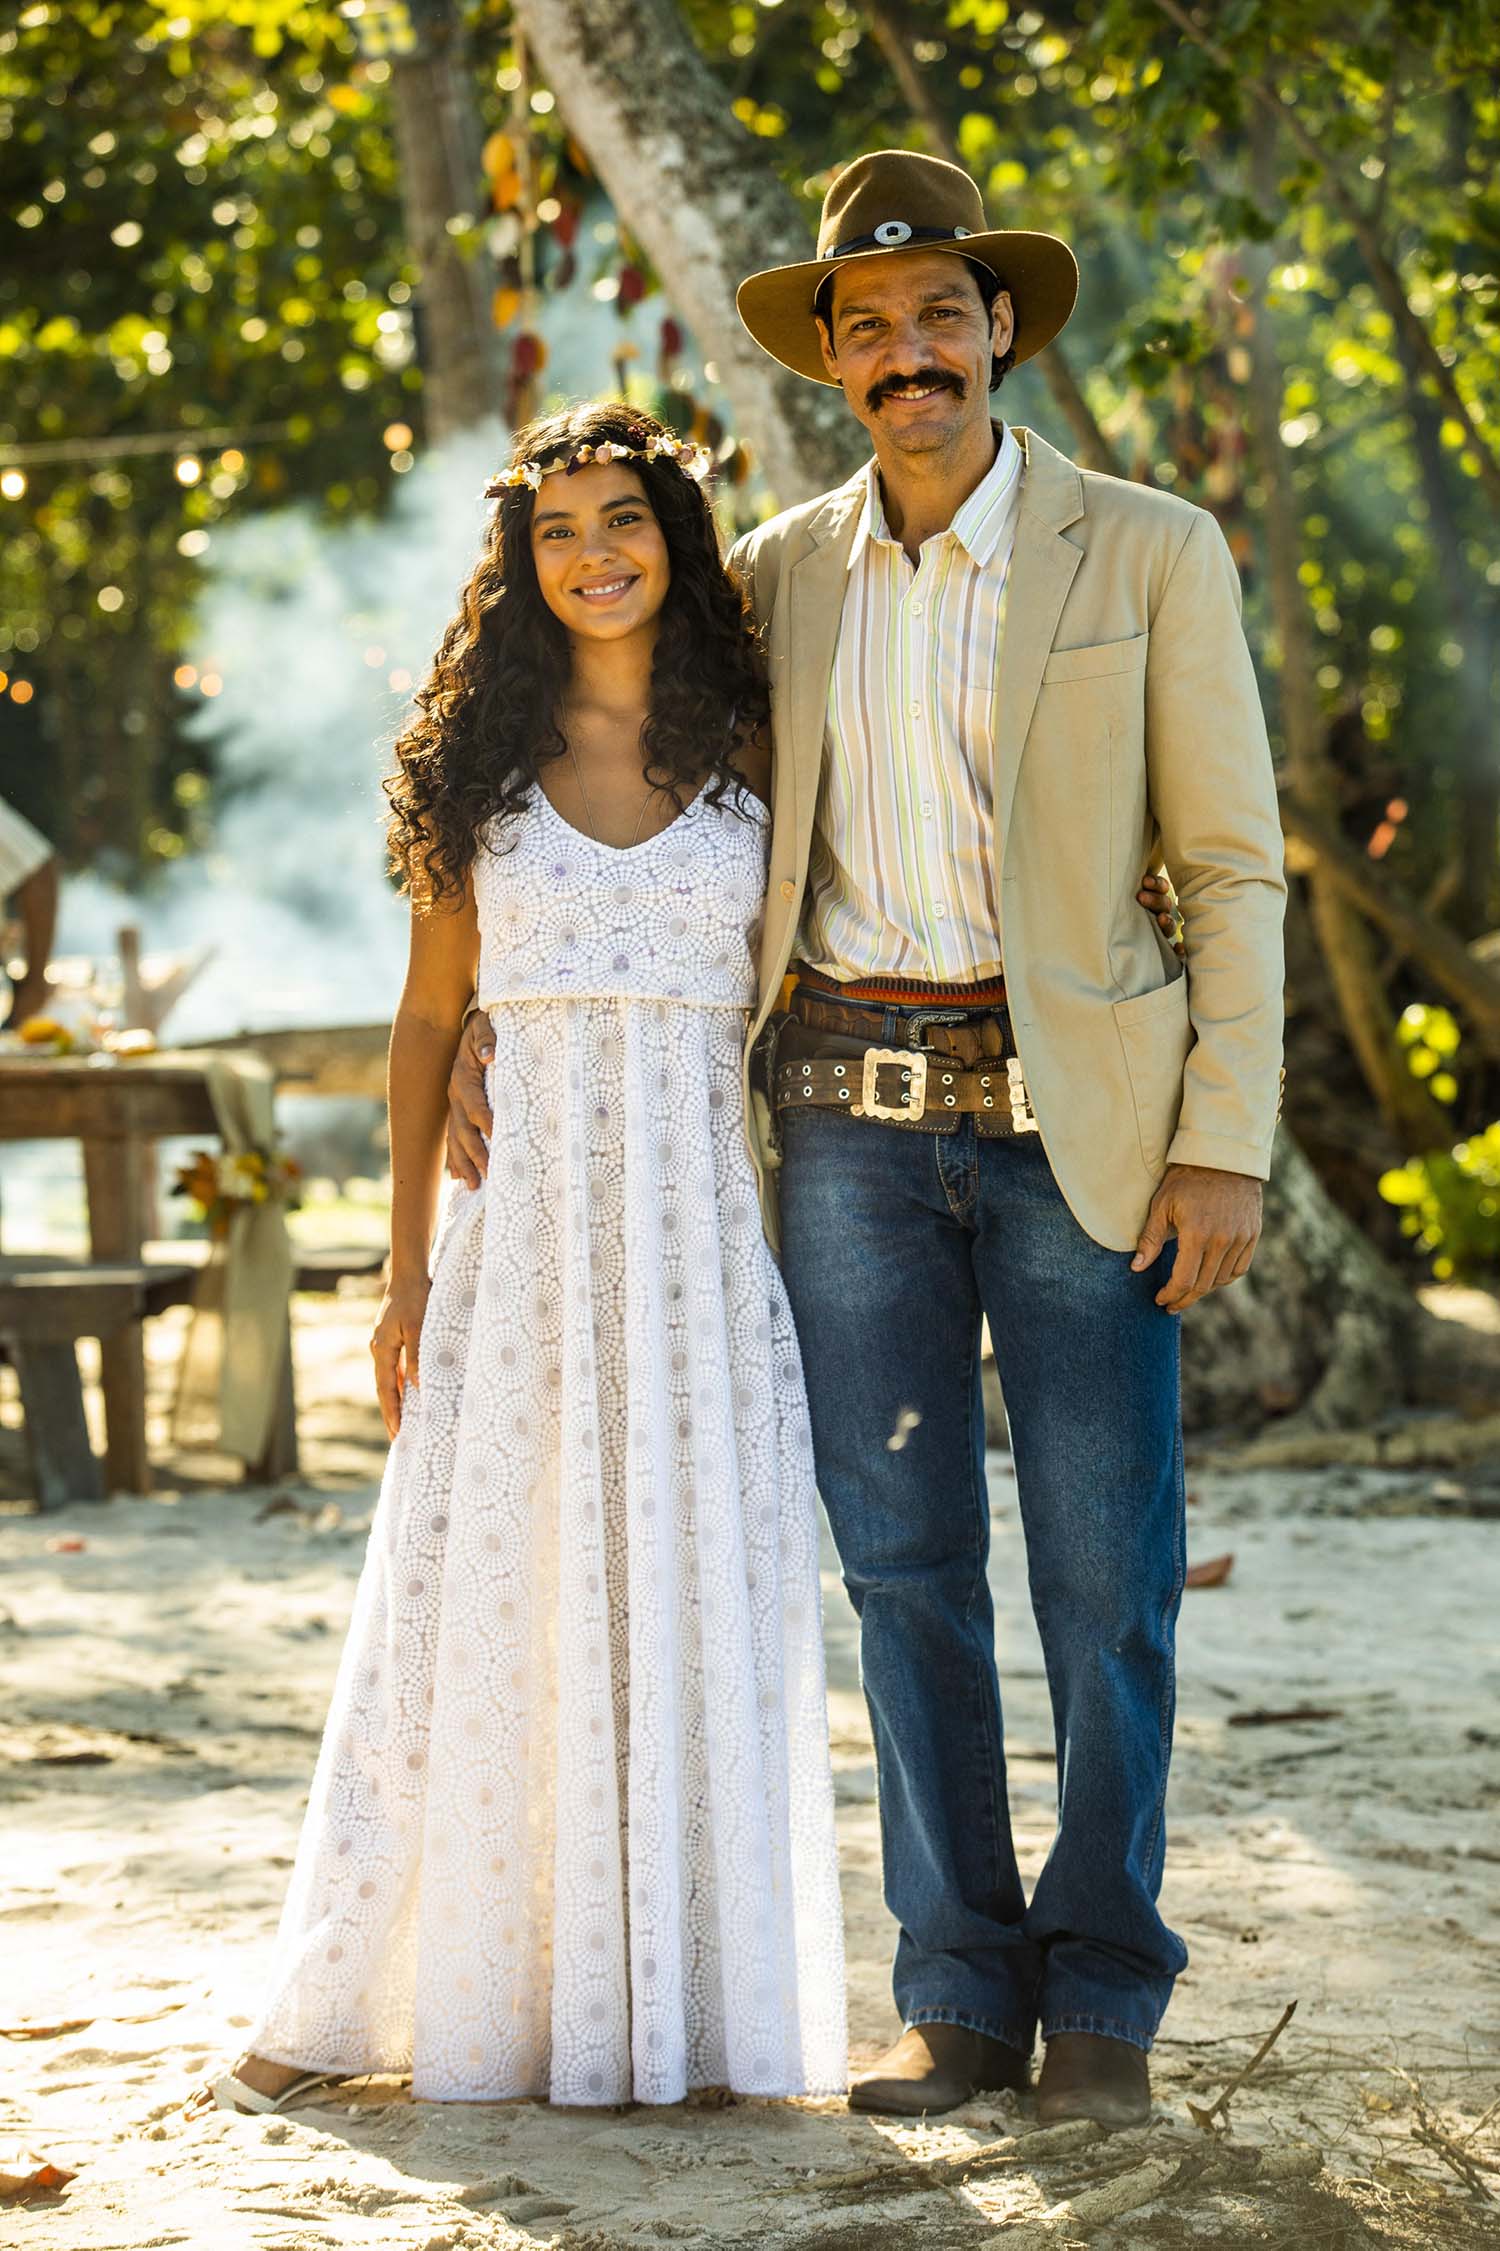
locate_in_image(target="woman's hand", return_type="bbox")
[1138,870,1184,958]
[371,1273,432,1439]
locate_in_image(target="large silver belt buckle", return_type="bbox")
[1006,1055,1040,1132]
[861,1046,927,1121]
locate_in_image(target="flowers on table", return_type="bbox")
[172,1145,302,1240]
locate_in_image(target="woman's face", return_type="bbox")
[527,461,671,644]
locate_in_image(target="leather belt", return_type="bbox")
[769,990,1040,1133]
[793,961,1009,1008]
[789,989,1008,1063]
[775,1046,1039,1131]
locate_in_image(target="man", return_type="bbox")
[448,150,1286,2125]
[0,791,59,1027]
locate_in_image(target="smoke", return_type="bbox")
[54,426,504,1039]
[50,265,734,1043]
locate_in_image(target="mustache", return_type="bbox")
[866,367,966,411]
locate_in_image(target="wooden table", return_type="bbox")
[0,1053,296,1492]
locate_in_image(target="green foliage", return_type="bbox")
[1380,1005,1500,1280]
[1396,1001,1461,1107]
[1379,1126,1500,1283]
[0,0,413,872]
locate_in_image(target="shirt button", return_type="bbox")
[933,903,947,918]
[909,701,921,716]
[920,800,934,817]
[911,601,924,616]
[779,880,795,901]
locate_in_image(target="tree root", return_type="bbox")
[1209,1411,1500,1470]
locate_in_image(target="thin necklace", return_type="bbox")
[566,736,658,847]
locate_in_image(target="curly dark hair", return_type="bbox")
[384,402,768,908]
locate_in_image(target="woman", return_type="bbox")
[196,403,848,2112]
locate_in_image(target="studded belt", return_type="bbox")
[768,1003,1039,1136]
[774,1046,1039,1131]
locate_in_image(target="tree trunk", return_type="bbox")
[512,0,863,504]
[1241,120,1445,1149]
[388,5,504,442]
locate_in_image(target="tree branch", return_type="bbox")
[1278,797,1500,1052]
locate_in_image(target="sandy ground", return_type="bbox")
[2,1295,1499,2248]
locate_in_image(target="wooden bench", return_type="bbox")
[291,1245,386,1293]
[0,1256,199,1509]
[142,1239,387,1294]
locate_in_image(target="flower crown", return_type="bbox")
[485,431,713,498]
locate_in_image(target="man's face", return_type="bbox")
[817,251,1014,457]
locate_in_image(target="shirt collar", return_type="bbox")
[849,420,1025,573]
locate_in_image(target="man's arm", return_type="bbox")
[1145,508,1287,1179]
[1127,509,1286,1311]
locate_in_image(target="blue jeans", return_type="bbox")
[778,1087,1188,2056]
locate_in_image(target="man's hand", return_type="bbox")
[1131,1164,1263,1312]
[1137,870,1184,958]
[446,1009,495,1189]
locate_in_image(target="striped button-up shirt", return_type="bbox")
[799,422,1023,984]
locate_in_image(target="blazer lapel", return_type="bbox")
[754,474,865,1011]
[993,427,1085,852]
[783,476,865,879]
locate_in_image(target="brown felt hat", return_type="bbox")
[736,148,1079,384]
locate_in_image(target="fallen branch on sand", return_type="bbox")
[1187,2001,1299,2133]
[774,2107,1323,2239]
[1001,2141,1323,2247]
[1393,2069,1498,2201]
[768,2117,1104,2196]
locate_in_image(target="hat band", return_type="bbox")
[820,221,976,261]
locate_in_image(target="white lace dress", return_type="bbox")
[246,781,846,2105]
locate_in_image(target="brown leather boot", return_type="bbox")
[848,2024,1030,2116]
[1036,2032,1151,2127]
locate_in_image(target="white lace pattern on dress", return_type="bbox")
[247,783,847,2104]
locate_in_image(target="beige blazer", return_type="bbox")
[727,425,1286,1256]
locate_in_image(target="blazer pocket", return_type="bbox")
[1041,632,1149,685]
[1112,974,1194,1176]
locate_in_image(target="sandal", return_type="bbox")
[206,2069,345,2115]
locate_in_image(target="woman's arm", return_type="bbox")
[373,879,479,1435]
